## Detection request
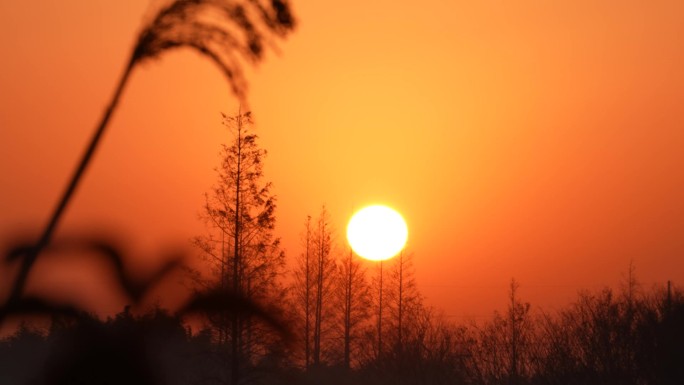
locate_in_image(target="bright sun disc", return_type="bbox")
[347,205,408,261]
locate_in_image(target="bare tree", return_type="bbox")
[291,215,314,369]
[371,259,387,361]
[311,206,338,366]
[506,279,531,385]
[471,279,534,385]
[290,207,338,369]
[335,248,371,369]
[386,252,423,354]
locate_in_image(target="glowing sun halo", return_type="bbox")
[347,205,408,261]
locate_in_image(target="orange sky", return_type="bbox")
[1,0,684,320]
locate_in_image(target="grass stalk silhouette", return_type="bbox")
[1,0,295,324]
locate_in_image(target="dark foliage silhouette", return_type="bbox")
[2,253,683,385]
[1,235,291,384]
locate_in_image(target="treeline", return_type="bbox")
[1,277,682,384]
[3,111,683,384]
[178,109,683,384]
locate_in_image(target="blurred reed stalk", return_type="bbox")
[1,0,294,324]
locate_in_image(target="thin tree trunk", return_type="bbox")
[313,222,324,366]
[245,276,252,365]
[344,249,352,369]
[378,260,383,360]
[220,226,227,345]
[398,252,403,353]
[305,217,311,370]
[231,110,243,385]
[509,279,518,385]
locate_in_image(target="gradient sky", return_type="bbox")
[1,0,683,320]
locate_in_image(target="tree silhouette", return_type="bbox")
[335,248,371,369]
[311,206,338,367]
[292,215,314,369]
[290,206,339,369]
[193,109,285,384]
[2,245,683,385]
[471,279,534,385]
[386,251,422,355]
[531,278,684,385]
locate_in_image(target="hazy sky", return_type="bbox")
[1,0,683,319]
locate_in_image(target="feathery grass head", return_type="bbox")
[133,0,296,100]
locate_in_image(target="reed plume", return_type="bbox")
[1,0,295,324]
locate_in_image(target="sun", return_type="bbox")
[347,205,408,261]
